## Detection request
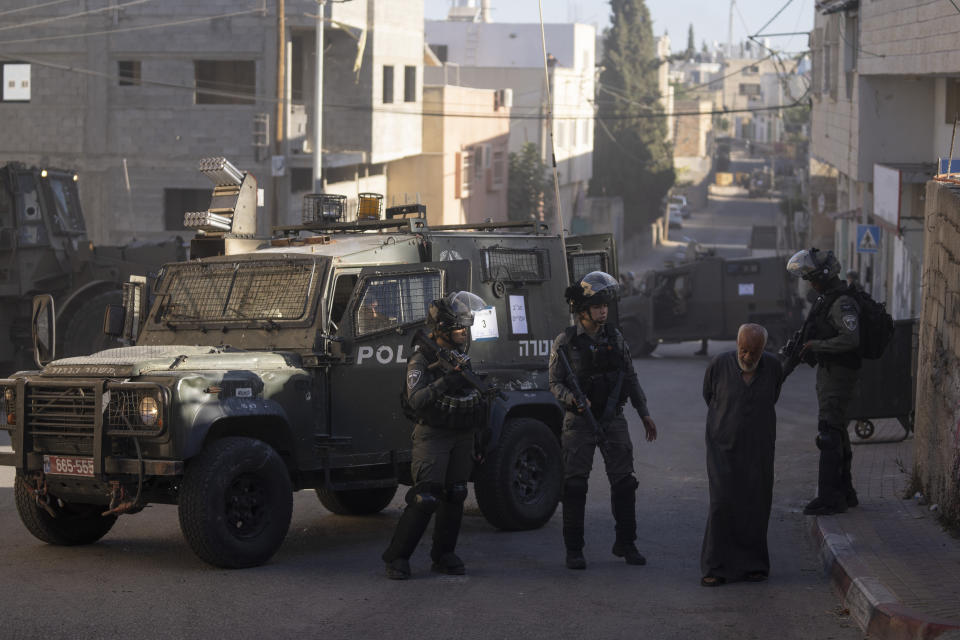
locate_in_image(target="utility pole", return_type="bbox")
[314,0,324,193]
[273,0,286,227]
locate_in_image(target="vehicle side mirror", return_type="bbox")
[32,294,56,368]
[103,304,125,337]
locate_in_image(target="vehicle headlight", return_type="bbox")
[139,396,159,426]
[3,388,14,403]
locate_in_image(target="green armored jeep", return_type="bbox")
[0,159,613,568]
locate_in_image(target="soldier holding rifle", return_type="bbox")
[382,291,491,580]
[549,271,658,570]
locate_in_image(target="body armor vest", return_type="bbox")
[809,287,861,370]
[566,327,627,418]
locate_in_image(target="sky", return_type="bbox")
[424,0,814,56]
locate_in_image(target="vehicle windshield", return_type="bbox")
[155,259,320,325]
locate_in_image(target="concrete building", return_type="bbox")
[424,20,595,230]
[808,0,960,319]
[720,56,801,143]
[0,0,424,244]
[387,84,509,226]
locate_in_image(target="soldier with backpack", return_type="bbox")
[783,249,866,516]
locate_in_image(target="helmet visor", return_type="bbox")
[446,291,487,328]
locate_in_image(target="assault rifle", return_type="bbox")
[555,347,605,444]
[779,312,817,378]
[412,329,505,401]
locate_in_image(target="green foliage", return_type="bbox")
[508,143,552,221]
[685,24,695,59]
[590,0,675,237]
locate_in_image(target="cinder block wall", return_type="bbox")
[915,179,960,529]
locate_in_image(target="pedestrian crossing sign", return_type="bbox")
[856,224,880,254]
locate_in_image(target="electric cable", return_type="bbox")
[0,0,153,34]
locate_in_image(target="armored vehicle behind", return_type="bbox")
[619,254,803,355]
[0,158,610,568]
[0,163,185,375]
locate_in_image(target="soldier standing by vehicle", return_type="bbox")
[783,249,860,516]
[549,271,658,570]
[382,291,489,579]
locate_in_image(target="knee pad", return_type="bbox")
[611,474,639,496]
[444,482,468,504]
[815,430,840,451]
[563,477,588,500]
[405,483,443,513]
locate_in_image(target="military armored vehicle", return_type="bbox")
[0,158,611,569]
[619,254,803,355]
[0,162,185,375]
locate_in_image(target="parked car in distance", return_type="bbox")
[668,204,683,229]
[668,195,691,219]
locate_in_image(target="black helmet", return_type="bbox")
[565,270,619,312]
[786,248,841,283]
[428,291,487,333]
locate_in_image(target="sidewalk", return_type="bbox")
[809,420,960,639]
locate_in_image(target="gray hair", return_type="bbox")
[737,323,768,349]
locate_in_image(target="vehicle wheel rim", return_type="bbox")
[225,472,268,539]
[512,445,547,505]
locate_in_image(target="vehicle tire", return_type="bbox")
[315,485,397,515]
[853,419,875,439]
[474,417,562,531]
[178,437,292,569]
[620,319,657,357]
[60,289,124,357]
[13,473,117,546]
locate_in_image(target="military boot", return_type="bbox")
[804,427,847,516]
[610,476,646,566]
[382,486,440,579]
[430,495,466,575]
[840,428,857,507]
[562,477,588,569]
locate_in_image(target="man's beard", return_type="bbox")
[738,357,759,373]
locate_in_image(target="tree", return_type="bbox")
[685,24,695,59]
[590,0,675,238]
[508,142,552,222]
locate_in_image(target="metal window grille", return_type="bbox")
[161,261,316,322]
[567,252,607,283]
[355,272,441,336]
[481,248,549,283]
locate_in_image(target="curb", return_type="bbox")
[810,516,960,640]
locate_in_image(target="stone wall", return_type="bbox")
[915,179,960,529]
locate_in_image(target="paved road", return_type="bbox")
[0,346,860,640]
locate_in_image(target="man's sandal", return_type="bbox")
[700,575,725,587]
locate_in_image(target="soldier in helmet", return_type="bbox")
[785,248,860,516]
[381,291,489,579]
[549,271,658,570]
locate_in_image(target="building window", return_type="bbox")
[383,65,394,104]
[404,65,416,103]
[491,148,505,190]
[194,60,255,105]
[290,168,314,193]
[164,188,210,231]
[738,83,761,96]
[946,80,960,124]
[118,60,141,86]
[429,44,448,63]
[456,149,473,198]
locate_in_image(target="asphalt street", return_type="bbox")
[0,186,863,639]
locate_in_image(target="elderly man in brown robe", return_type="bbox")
[700,323,783,586]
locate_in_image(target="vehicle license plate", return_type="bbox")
[43,455,95,477]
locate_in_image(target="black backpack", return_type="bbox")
[846,288,894,359]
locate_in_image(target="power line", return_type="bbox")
[3,48,807,121]
[0,0,153,34]
[0,0,74,19]
[0,4,265,45]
